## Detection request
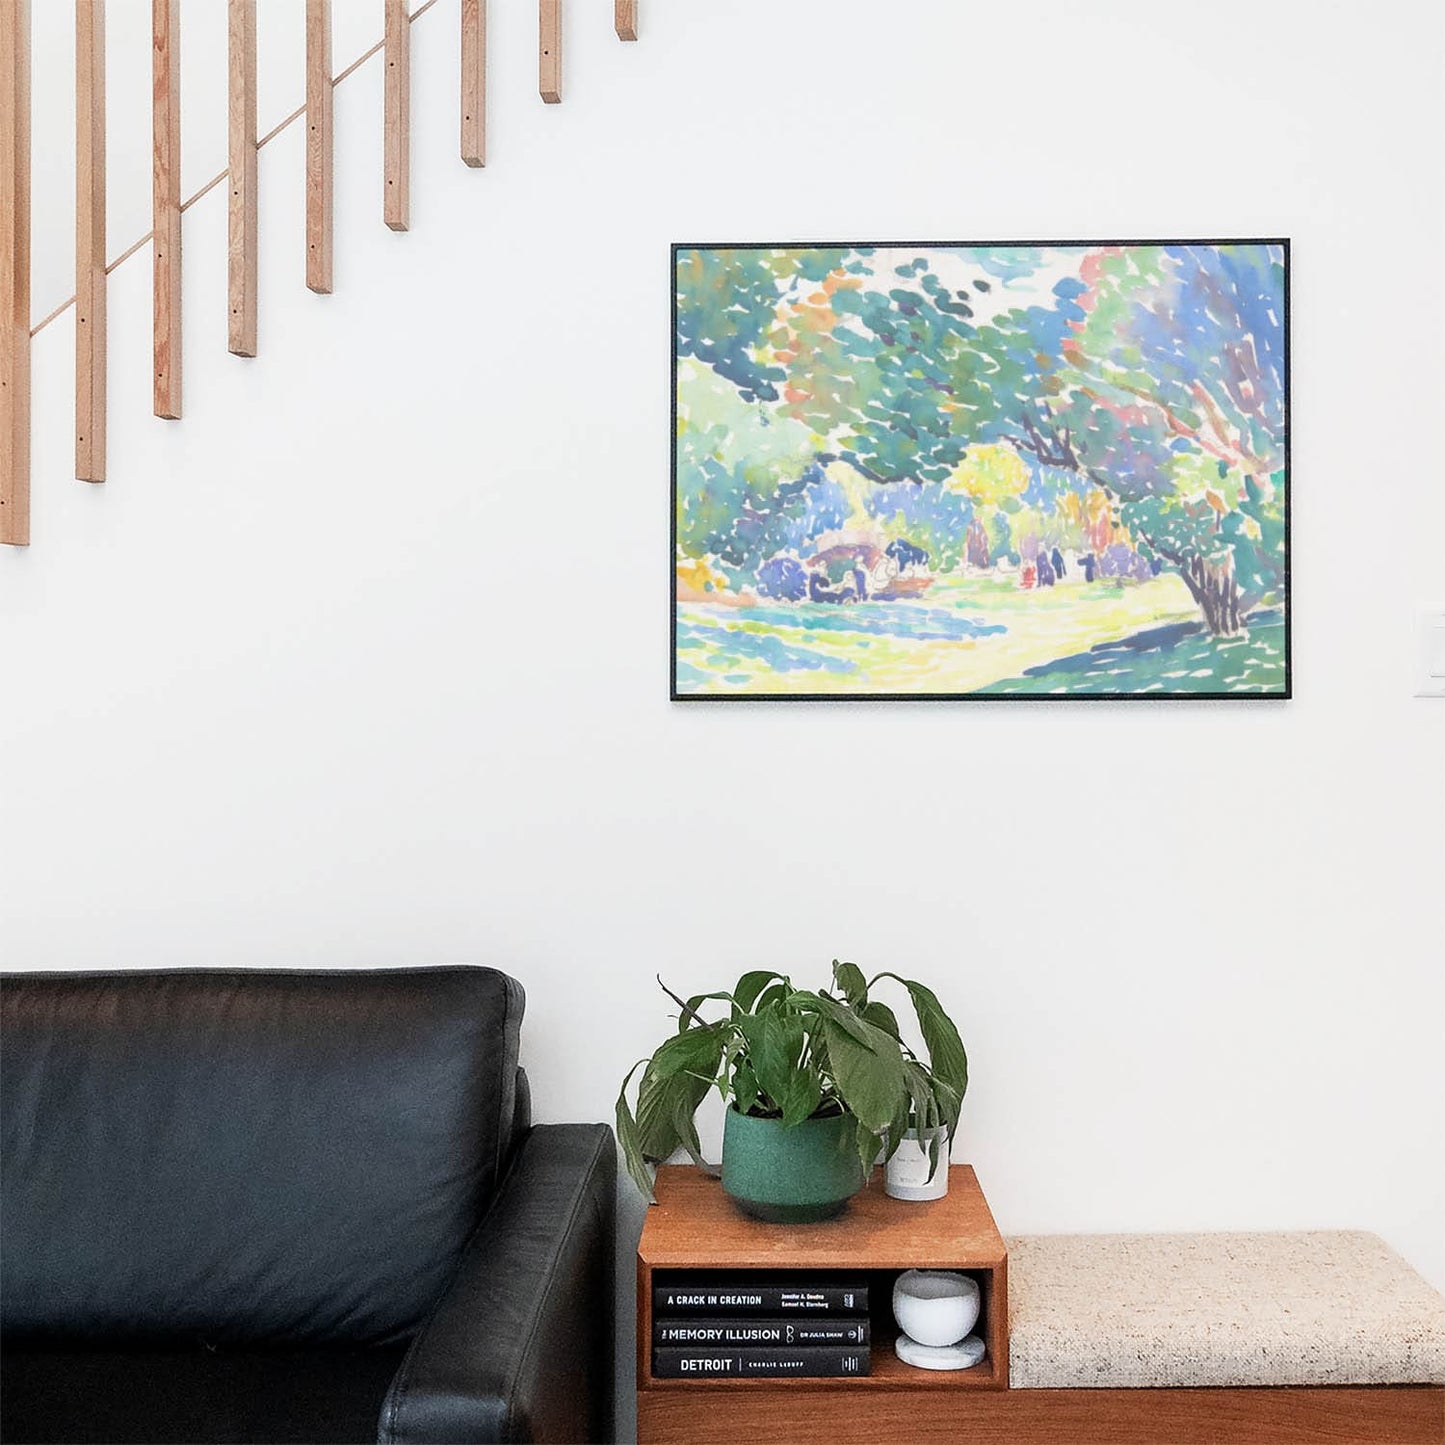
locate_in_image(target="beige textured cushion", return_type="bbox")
[1004,1230,1445,1388]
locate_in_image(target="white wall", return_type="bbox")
[4,0,1443,1410]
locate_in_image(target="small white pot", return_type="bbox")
[892,1269,981,1348]
[884,1126,949,1201]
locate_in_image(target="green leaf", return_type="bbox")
[753,982,789,1014]
[635,1068,678,1159]
[670,1086,710,1171]
[675,991,734,1033]
[854,1114,882,1181]
[657,974,736,1034]
[927,1123,945,1182]
[736,1006,802,1113]
[732,1058,761,1116]
[903,1060,936,1135]
[820,1015,904,1132]
[616,1060,656,1202]
[656,974,708,1030]
[873,972,968,1103]
[636,1026,722,1159]
[881,1090,911,1168]
[732,970,786,1015]
[931,1076,963,1138]
[637,1065,711,1161]
[720,1033,744,1076]
[809,1031,835,1106]
[832,960,868,1007]
[779,1066,823,1130]
[901,1061,956,1182]
[647,1022,728,1082]
[802,991,881,1049]
[860,1000,901,1040]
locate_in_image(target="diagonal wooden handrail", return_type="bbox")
[29,0,440,342]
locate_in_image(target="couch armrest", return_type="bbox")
[379,1124,616,1445]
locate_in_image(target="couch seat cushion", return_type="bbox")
[1,1343,408,1444]
[1004,1230,1445,1388]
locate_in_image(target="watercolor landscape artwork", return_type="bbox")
[672,241,1289,699]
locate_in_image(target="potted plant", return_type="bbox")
[616,961,968,1222]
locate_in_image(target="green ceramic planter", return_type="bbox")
[721,1107,866,1223]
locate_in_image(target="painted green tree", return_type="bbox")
[1010,245,1287,633]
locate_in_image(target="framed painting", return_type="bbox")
[671,240,1289,700]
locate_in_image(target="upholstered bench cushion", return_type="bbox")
[1004,1230,1445,1389]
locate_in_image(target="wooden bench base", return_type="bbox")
[638,1384,1445,1445]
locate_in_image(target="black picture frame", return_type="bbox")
[671,238,1291,703]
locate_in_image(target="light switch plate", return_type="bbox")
[1419,608,1445,697]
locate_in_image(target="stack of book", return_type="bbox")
[651,1276,871,1378]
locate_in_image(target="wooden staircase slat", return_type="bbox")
[461,0,485,167]
[384,0,410,231]
[306,0,333,293]
[540,0,561,104]
[2,0,30,543]
[152,0,182,419]
[76,1,106,480]
[227,0,257,357]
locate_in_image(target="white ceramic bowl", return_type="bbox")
[892,1269,980,1347]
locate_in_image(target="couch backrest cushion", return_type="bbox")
[0,967,523,1347]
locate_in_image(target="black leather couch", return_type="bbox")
[0,968,616,1445]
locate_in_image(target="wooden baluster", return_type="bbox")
[1,0,29,542]
[306,0,332,293]
[461,0,485,167]
[76,1,106,481]
[384,0,409,230]
[615,0,637,42]
[540,0,561,103]
[228,0,257,356]
[153,0,181,419]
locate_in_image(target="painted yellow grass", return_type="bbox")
[677,573,1202,695]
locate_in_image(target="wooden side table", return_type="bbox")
[636,1164,1008,1445]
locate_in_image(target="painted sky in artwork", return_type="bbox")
[673,243,1288,698]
